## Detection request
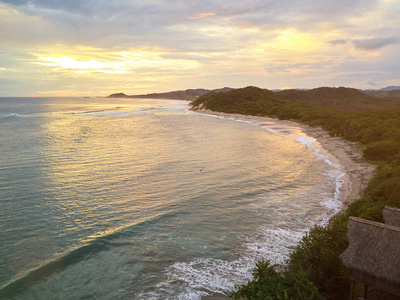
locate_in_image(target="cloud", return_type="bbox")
[352,37,398,51]
[329,39,348,45]
[217,0,378,28]
[367,79,378,86]
[0,0,400,95]
[264,62,322,75]
[0,0,379,42]
[0,0,128,16]
[0,0,391,59]
[0,1,228,51]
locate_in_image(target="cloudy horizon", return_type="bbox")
[1,0,399,97]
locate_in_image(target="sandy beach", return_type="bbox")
[192,109,376,300]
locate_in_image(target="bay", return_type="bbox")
[0,97,342,299]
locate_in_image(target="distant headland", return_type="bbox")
[107,87,234,101]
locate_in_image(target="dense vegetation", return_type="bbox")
[190,86,400,299]
[275,87,400,112]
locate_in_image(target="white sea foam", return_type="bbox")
[69,102,189,117]
[241,227,306,265]
[195,112,340,168]
[204,113,346,214]
[264,124,338,168]
[145,226,308,299]
[73,110,140,117]
[154,103,189,111]
[168,112,347,298]
[3,113,21,118]
[145,227,310,299]
[327,171,345,211]
[167,258,250,293]
[138,284,208,300]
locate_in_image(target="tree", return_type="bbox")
[363,140,400,161]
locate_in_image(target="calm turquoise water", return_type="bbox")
[0,97,343,299]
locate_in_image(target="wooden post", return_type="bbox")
[364,284,368,299]
[349,280,354,300]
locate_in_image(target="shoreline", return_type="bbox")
[193,109,376,300]
[193,109,376,212]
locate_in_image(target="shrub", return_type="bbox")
[231,261,289,300]
[363,140,400,161]
[231,260,320,300]
[287,221,350,300]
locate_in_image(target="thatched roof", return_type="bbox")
[383,206,400,227]
[340,216,400,295]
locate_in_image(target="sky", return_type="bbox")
[0,0,400,97]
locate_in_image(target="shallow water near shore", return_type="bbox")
[0,97,343,299]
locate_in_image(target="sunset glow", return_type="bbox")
[0,0,399,96]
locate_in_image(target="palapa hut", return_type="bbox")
[383,206,400,228]
[340,207,400,299]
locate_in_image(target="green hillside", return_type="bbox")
[190,86,400,300]
[277,86,370,101]
[191,86,400,112]
[190,86,287,114]
[278,87,371,111]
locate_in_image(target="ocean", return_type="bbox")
[0,97,343,299]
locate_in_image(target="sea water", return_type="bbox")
[0,97,343,299]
